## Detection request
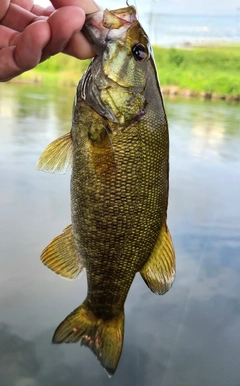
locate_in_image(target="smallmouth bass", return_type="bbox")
[37,5,175,376]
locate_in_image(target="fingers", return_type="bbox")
[0,0,101,81]
[31,4,52,16]
[0,47,21,82]
[0,19,50,81]
[11,0,34,11]
[14,20,50,69]
[50,0,100,14]
[46,0,100,59]
[41,6,86,60]
[0,1,10,21]
[0,25,19,49]
[2,1,100,60]
[63,30,96,59]
[1,3,35,32]
[11,0,52,16]
[0,2,54,33]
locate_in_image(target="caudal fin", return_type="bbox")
[52,303,124,376]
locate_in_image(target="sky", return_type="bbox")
[34,0,240,15]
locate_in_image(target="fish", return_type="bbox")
[37,5,175,377]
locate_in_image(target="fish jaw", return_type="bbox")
[83,7,137,55]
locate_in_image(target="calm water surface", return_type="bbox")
[0,82,240,386]
[140,13,240,46]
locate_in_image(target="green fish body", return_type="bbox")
[37,6,175,376]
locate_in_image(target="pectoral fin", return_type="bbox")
[40,225,83,279]
[37,132,73,173]
[140,221,175,295]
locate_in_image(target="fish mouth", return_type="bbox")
[86,6,137,27]
[83,6,137,55]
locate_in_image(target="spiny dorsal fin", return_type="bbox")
[140,221,175,295]
[37,133,73,174]
[40,225,83,279]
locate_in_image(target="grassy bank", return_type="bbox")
[14,45,240,99]
[153,45,240,99]
[13,53,91,86]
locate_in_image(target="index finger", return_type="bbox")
[42,0,100,60]
[0,19,50,81]
[50,0,100,14]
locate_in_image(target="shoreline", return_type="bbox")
[9,78,240,104]
[161,85,240,102]
[7,44,240,104]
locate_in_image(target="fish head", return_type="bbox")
[82,6,154,125]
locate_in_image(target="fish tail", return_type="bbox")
[52,302,124,377]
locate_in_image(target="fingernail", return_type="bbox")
[44,5,55,16]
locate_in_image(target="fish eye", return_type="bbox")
[132,43,148,61]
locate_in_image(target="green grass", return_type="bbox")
[153,45,240,96]
[17,53,91,85]
[17,45,240,97]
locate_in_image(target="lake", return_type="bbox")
[0,82,240,386]
[139,12,240,47]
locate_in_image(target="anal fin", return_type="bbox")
[40,225,83,279]
[140,221,175,295]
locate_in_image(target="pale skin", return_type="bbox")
[0,0,100,81]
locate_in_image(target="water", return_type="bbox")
[138,13,240,46]
[0,82,240,385]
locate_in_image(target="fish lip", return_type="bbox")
[85,6,137,26]
[84,10,104,29]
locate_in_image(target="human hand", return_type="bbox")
[0,0,100,82]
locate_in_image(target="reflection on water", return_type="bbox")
[0,82,240,385]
